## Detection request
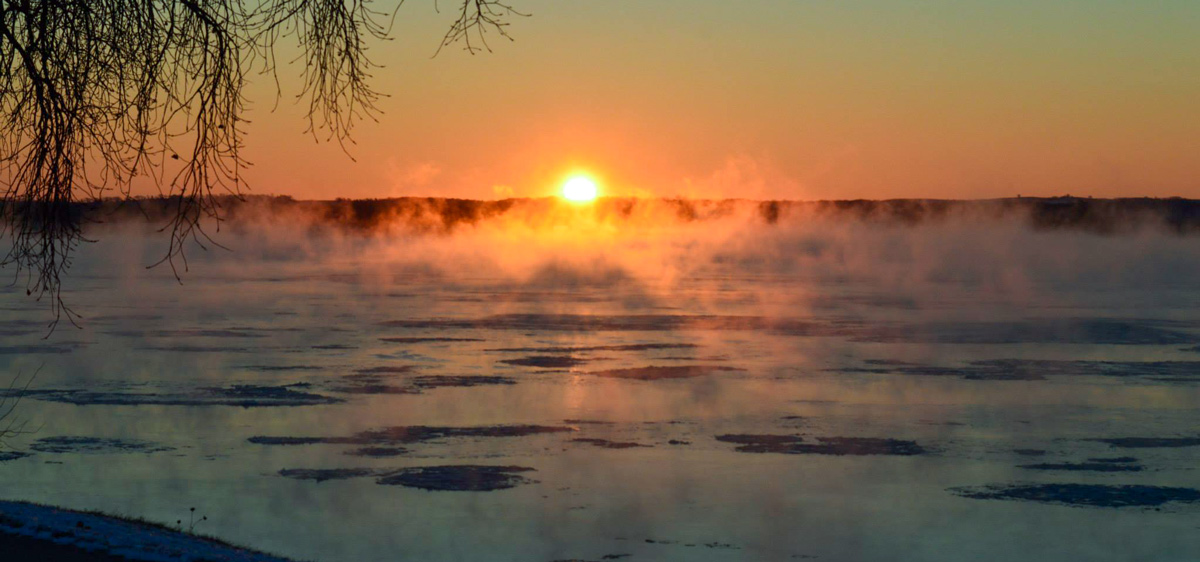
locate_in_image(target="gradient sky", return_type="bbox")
[239,0,1199,200]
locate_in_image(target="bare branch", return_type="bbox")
[436,0,528,56]
[0,0,525,332]
[0,368,39,451]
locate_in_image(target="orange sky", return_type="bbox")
[236,0,1199,200]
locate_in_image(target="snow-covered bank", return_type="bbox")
[0,501,300,562]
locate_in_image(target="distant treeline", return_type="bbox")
[17,195,1200,235]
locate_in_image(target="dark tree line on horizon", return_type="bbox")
[53,193,1200,237]
[0,0,523,329]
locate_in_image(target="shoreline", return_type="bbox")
[0,500,301,562]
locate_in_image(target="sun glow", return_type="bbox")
[562,175,599,202]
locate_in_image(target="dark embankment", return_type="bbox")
[0,533,143,562]
[25,195,1200,235]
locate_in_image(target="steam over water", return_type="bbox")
[2,197,1199,561]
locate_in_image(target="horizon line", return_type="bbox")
[60,194,1200,205]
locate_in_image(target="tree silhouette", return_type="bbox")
[0,0,524,329]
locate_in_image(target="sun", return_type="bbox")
[561,175,599,202]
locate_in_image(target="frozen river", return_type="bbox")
[2,199,1199,561]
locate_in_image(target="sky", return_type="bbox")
[238,0,1200,201]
